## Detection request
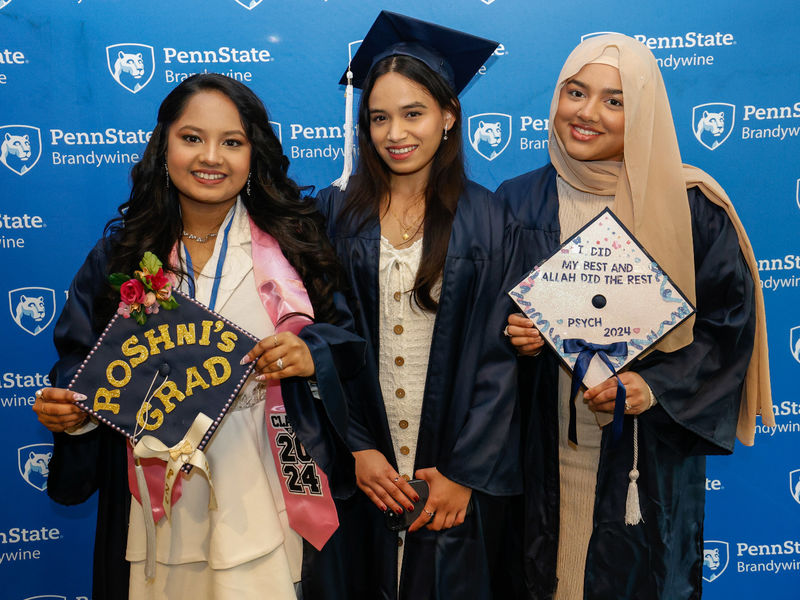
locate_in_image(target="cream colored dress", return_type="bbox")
[377,235,438,577]
[126,202,301,600]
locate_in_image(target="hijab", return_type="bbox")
[548,34,773,444]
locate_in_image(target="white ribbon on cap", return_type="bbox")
[132,413,217,579]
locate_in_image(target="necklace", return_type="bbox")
[391,209,423,241]
[182,230,218,244]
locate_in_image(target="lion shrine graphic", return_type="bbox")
[106,43,155,94]
[9,286,56,336]
[692,102,735,151]
[702,540,730,583]
[0,125,42,176]
[18,443,53,492]
[468,113,512,161]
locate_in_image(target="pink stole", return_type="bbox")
[126,219,339,550]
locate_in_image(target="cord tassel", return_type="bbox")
[625,416,644,525]
[134,459,158,580]
[332,69,354,191]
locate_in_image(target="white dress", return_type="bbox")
[377,236,438,575]
[126,201,301,600]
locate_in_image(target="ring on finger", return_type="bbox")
[272,335,279,348]
[35,388,44,399]
[624,401,631,411]
[423,508,435,518]
[276,357,284,370]
[503,325,512,338]
[393,476,400,482]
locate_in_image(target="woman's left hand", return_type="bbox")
[408,467,472,533]
[242,332,315,380]
[584,371,652,415]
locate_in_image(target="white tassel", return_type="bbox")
[134,459,158,580]
[625,416,644,525]
[332,69,354,191]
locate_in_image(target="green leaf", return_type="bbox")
[158,297,179,310]
[133,310,147,326]
[140,251,162,274]
[108,273,130,290]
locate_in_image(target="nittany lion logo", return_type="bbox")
[692,103,735,150]
[790,326,800,364]
[106,43,155,94]
[18,443,53,492]
[0,125,42,176]
[581,31,624,42]
[702,540,729,582]
[468,113,512,161]
[233,0,263,9]
[9,287,56,336]
[790,469,800,505]
[269,121,283,143]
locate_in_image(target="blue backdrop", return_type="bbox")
[1,1,798,598]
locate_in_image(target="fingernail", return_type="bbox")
[413,495,420,502]
[255,374,266,382]
[396,508,403,514]
[380,504,387,512]
[73,393,87,401]
[240,354,251,365]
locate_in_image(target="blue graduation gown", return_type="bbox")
[46,235,364,600]
[496,164,756,599]
[311,181,522,600]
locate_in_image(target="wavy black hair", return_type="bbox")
[339,54,466,312]
[99,73,344,326]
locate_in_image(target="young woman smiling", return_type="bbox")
[312,12,520,600]
[33,74,363,600]
[497,35,772,599]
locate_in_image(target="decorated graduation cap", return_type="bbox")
[508,209,695,445]
[332,11,499,190]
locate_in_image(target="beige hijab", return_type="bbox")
[548,34,773,443]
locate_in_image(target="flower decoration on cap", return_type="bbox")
[109,252,178,325]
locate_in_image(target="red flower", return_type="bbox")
[145,268,171,292]
[120,279,146,305]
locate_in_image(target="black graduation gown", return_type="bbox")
[309,181,522,600]
[495,164,756,600]
[46,236,364,600]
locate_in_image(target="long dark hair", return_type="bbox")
[340,55,466,312]
[99,74,344,325]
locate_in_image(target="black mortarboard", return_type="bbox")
[339,11,499,94]
[69,291,258,450]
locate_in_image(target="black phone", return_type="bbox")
[383,479,430,532]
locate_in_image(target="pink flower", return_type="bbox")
[143,292,157,307]
[120,279,146,305]
[117,301,132,318]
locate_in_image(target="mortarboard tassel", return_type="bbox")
[332,68,354,191]
[625,416,644,525]
[133,457,158,580]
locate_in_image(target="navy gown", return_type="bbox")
[46,236,364,600]
[308,181,522,600]
[496,164,756,600]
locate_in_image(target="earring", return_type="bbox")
[443,126,448,141]
[246,172,251,196]
[164,161,170,190]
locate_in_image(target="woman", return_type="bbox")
[498,35,773,599]
[312,12,520,600]
[32,74,363,600]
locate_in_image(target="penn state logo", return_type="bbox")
[106,43,155,94]
[0,125,42,176]
[468,113,512,161]
[790,469,800,505]
[8,286,56,336]
[581,31,624,42]
[269,121,282,143]
[702,540,729,582]
[790,326,800,364]
[233,0,263,9]
[692,102,735,150]
[18,443,53,492]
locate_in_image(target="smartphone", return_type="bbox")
[383,479,430,532]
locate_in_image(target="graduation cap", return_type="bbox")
[332,11,499,189]
[68,290,258,453]
[508,208,695,444]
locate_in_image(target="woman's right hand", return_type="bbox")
[32,387,88,433]
[353,449,419,514]
[506,313,545,356]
